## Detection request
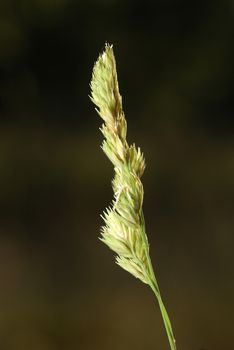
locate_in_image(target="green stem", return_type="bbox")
[140,212,177,350]
[149,277,177,350]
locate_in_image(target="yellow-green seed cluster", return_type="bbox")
[90,44,150,284]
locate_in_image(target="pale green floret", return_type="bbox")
[102,210,127,240]
[127,145,146,178]
[102,140,124,168]
[100,231,132,258]
[116,256,147,284]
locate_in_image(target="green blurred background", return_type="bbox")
[0,0,234,349]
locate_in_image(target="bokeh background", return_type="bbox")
[0,0,234,349]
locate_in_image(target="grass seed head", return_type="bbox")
[90,43,150,284]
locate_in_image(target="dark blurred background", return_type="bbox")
[0,0,234,349]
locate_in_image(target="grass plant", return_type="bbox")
[90,44,177,350]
